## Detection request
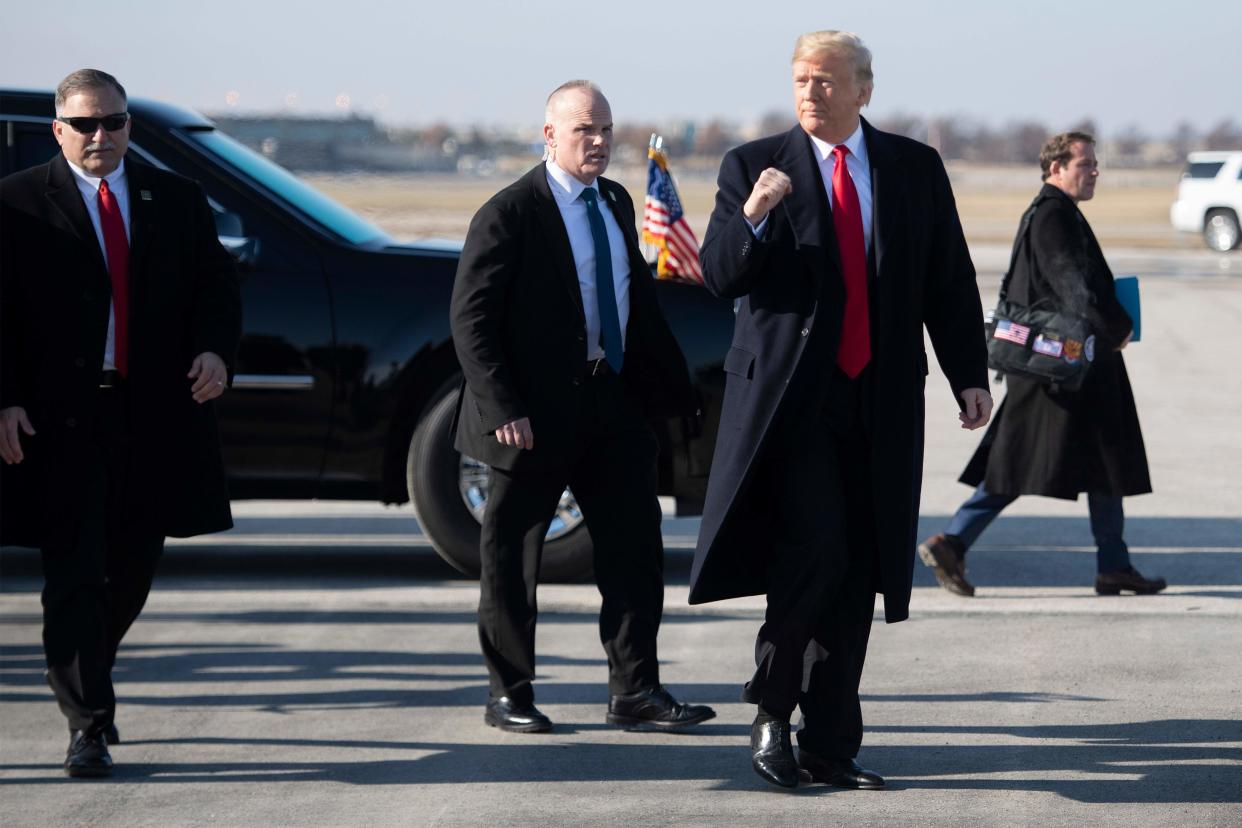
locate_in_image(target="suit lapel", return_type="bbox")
[529,165,586,321]
[123,157,155,293]
[599,177,649,289]
[43,154,108,279]
[861,117,900,284]
[598,178,654,340]
[771,127,837,283]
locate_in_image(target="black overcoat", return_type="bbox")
[960,184,1152,499]
[688,121,988,623]
[449,164,694,471]
[0,153,241,549]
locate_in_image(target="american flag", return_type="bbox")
[993,320,1031,346]
[642,135,703,285]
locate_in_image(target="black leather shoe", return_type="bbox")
[484,696,552,733]
[798,749,885,789]
[1095,566,1167,595]
[606,685,716,731]
[65,730,113,778]
[751,717,799,789]
[104,723,120,745]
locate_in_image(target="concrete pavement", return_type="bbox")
[1,570,1239,827]
[1,270,1240,826]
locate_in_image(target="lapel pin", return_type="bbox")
[607,189,617,203]
[140,190,153,201]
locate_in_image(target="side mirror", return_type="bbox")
[218,234,259,264]
[213,210,245,237]
[214,210,258,264]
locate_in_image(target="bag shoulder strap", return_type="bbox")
[998,192,1055,304]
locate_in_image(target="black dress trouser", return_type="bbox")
[41,384,164,734]
[478,369,665,704]
[742,366,879,760]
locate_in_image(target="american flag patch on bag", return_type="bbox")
[993,320,1031,345]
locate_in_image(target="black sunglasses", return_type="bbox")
[57,113,130,134]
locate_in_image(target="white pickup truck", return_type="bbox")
[1170,151,1242,252]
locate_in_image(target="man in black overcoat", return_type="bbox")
[0,70,240,776]
[449,81,713,733]
[688,31,992,789]
[919,132,1162,597]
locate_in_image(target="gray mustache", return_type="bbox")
[85,142,115,152]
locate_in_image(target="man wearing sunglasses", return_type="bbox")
[0,69,240,777]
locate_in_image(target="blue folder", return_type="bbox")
[1114,275,1141,343]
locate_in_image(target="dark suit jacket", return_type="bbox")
[961,184,1151,499]
[688,120,988,622]
[449,163,694,471]
[0,153,241,549]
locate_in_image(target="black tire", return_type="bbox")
[1204,209,1240,252]
[406,383,595,582]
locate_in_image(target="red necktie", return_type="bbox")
[831,145,870,378]
[98,179,130,377]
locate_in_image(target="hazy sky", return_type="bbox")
[3,0,1237,137]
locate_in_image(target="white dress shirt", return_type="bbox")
[67,159,130,370]
[545,160,630,359]
[749,120,874,255]
[807,121,873,253]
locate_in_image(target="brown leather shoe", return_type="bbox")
[1095,567,1167,595]
[918,534,975,596]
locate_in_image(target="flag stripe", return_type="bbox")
[643,145,703,284]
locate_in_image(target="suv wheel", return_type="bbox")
[406,383,595,582]
[1204,209,1240,252]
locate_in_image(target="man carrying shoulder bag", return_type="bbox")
[918,131,1164,598]
[986,188,1095,393]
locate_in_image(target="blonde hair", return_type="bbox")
[791,31,873,87]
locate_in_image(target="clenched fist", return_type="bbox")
[743,167,793,225]
[495,417,535,450]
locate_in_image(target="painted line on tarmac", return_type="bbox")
[165,534,703,549]
[975,545,1242,553]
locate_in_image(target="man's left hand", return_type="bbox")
[959,388,993,430]
[188,352,228,403]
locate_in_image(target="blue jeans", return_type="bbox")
[944,483,1131,574]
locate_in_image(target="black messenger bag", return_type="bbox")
[986,197,1095,392]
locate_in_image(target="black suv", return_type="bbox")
[0,90,733,579]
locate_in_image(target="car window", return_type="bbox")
[4,120,59,175]
[1184,162,1225,180]
[180,128,391,247]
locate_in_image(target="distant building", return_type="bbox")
[207,113,456,172]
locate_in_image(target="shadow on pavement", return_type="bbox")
[914,516,1242,549]
[0,721,1237,803]
[910,549,1242,591]
[910,515,1242,591]
[0,546,469,588]
[5,516,1239,592]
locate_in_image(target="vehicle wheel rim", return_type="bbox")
[458,456,584,541]
[1206,215,1239,252]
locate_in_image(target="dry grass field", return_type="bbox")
[306,163,1192,251]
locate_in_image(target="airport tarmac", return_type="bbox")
[1,256,1239,827]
